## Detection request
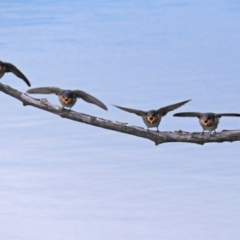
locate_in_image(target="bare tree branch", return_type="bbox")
[1,82,240,145]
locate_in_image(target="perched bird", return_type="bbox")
[0,61,31,86]
[113,99,190,131]
[173,112,240,133]
[26,87,108,110]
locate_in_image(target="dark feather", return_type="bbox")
[157,99,191,116]
[4,62,31,87]
[173,112,202,118]
[215,113,240,118]
[112,105,146,116]
[27,87,63,95]
[73,90,108,110]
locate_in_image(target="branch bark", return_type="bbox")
[1,82,240,145]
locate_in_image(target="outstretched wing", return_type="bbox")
[157,99,191,116]
[73,90,108,110]
[173,112,202,118]
[4,62,31,87]
[113,104,146,116]
[215,113,240,118]
[27,87,63,95]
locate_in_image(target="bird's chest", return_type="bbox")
[199,118,219,130]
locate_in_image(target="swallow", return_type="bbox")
[0,61,31,86]
[26,87,108,110]
[113,99,191,131]
[173,112,240,133]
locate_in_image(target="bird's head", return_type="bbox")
[201,113,214,126]
[146,110,158,124]
[60,90,75,104]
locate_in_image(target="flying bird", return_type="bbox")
[173,112,240,133]
[27,87,108,110]
[113,99,191,131]
[0,61,31,86]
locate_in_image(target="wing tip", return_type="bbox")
[183,99,191,104]
[102,105,108,111]
[26,81,31,87]
[26,88,37,94]
[112,104,120,109]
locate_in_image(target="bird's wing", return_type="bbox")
[173,112,202,118]
[112,104,146,116]
[215,113,240,118]
[26,87,63,95]
[157,99,191,116]
[73,90,108,110]
[3,62,31,87]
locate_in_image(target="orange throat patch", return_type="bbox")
[61,97,73,105]
[147,116,157,124]
[201,119,213,127]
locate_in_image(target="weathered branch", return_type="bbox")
[1,82,240,145]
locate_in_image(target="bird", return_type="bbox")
[26,87,108,110]
[173,112,240,133]
[113,99,191,131]
[0,60,31,86]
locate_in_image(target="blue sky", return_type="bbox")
[0,1,240,239]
